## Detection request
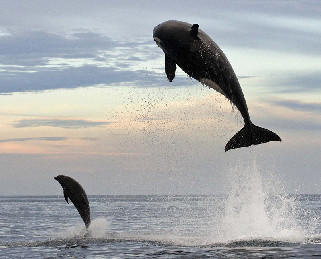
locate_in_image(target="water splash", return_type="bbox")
[214,155,310,244]
[54,217,110,239]
[88,217,111,238]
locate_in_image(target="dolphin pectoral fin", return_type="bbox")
[225,123,281,152]
[63,189,69,204]
[165,54,176,82]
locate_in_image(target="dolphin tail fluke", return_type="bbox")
[225,123,281,152]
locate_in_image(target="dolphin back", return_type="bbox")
[225,123,281,151]
[54,175,91,228]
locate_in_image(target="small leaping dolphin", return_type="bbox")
[54,175,91,228]
[153,20,281,151]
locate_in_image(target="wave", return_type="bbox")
[0,235,315,249]
[0,213,318,249]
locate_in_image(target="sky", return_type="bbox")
[0,0,320,195]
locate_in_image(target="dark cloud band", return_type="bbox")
[12,119,112,129]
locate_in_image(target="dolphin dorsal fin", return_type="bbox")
[190,24,199,38]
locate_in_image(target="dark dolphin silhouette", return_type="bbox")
[54,175,90,228]
[153,20,281,151]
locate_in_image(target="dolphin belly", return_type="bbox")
[200,78,226,97]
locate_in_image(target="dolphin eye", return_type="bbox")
[153,37,161,43]
[153,37,162,47]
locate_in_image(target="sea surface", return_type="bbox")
[1,190,321,258]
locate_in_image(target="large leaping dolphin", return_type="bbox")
[54,175,91,228]
[153,20,281,151]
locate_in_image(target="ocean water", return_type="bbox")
[1,166,321,258]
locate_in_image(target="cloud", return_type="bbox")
[0,65,150,94]
[269,116,321,132]
[0,31,115,61]
[0,30,156,69]
[0,137,97,143]
[212,13,321,56]
[0,29,162,93]
[188,1,321,57]
[276,72,321,93]
[1,2,320,95]
[13,119,112,129]
[251,98,321,132]
[271,99,321,113]
[251,72,321,95]
[1,1,320,58]
[0,137,67,143]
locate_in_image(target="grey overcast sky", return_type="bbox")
[0,0,320,195]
